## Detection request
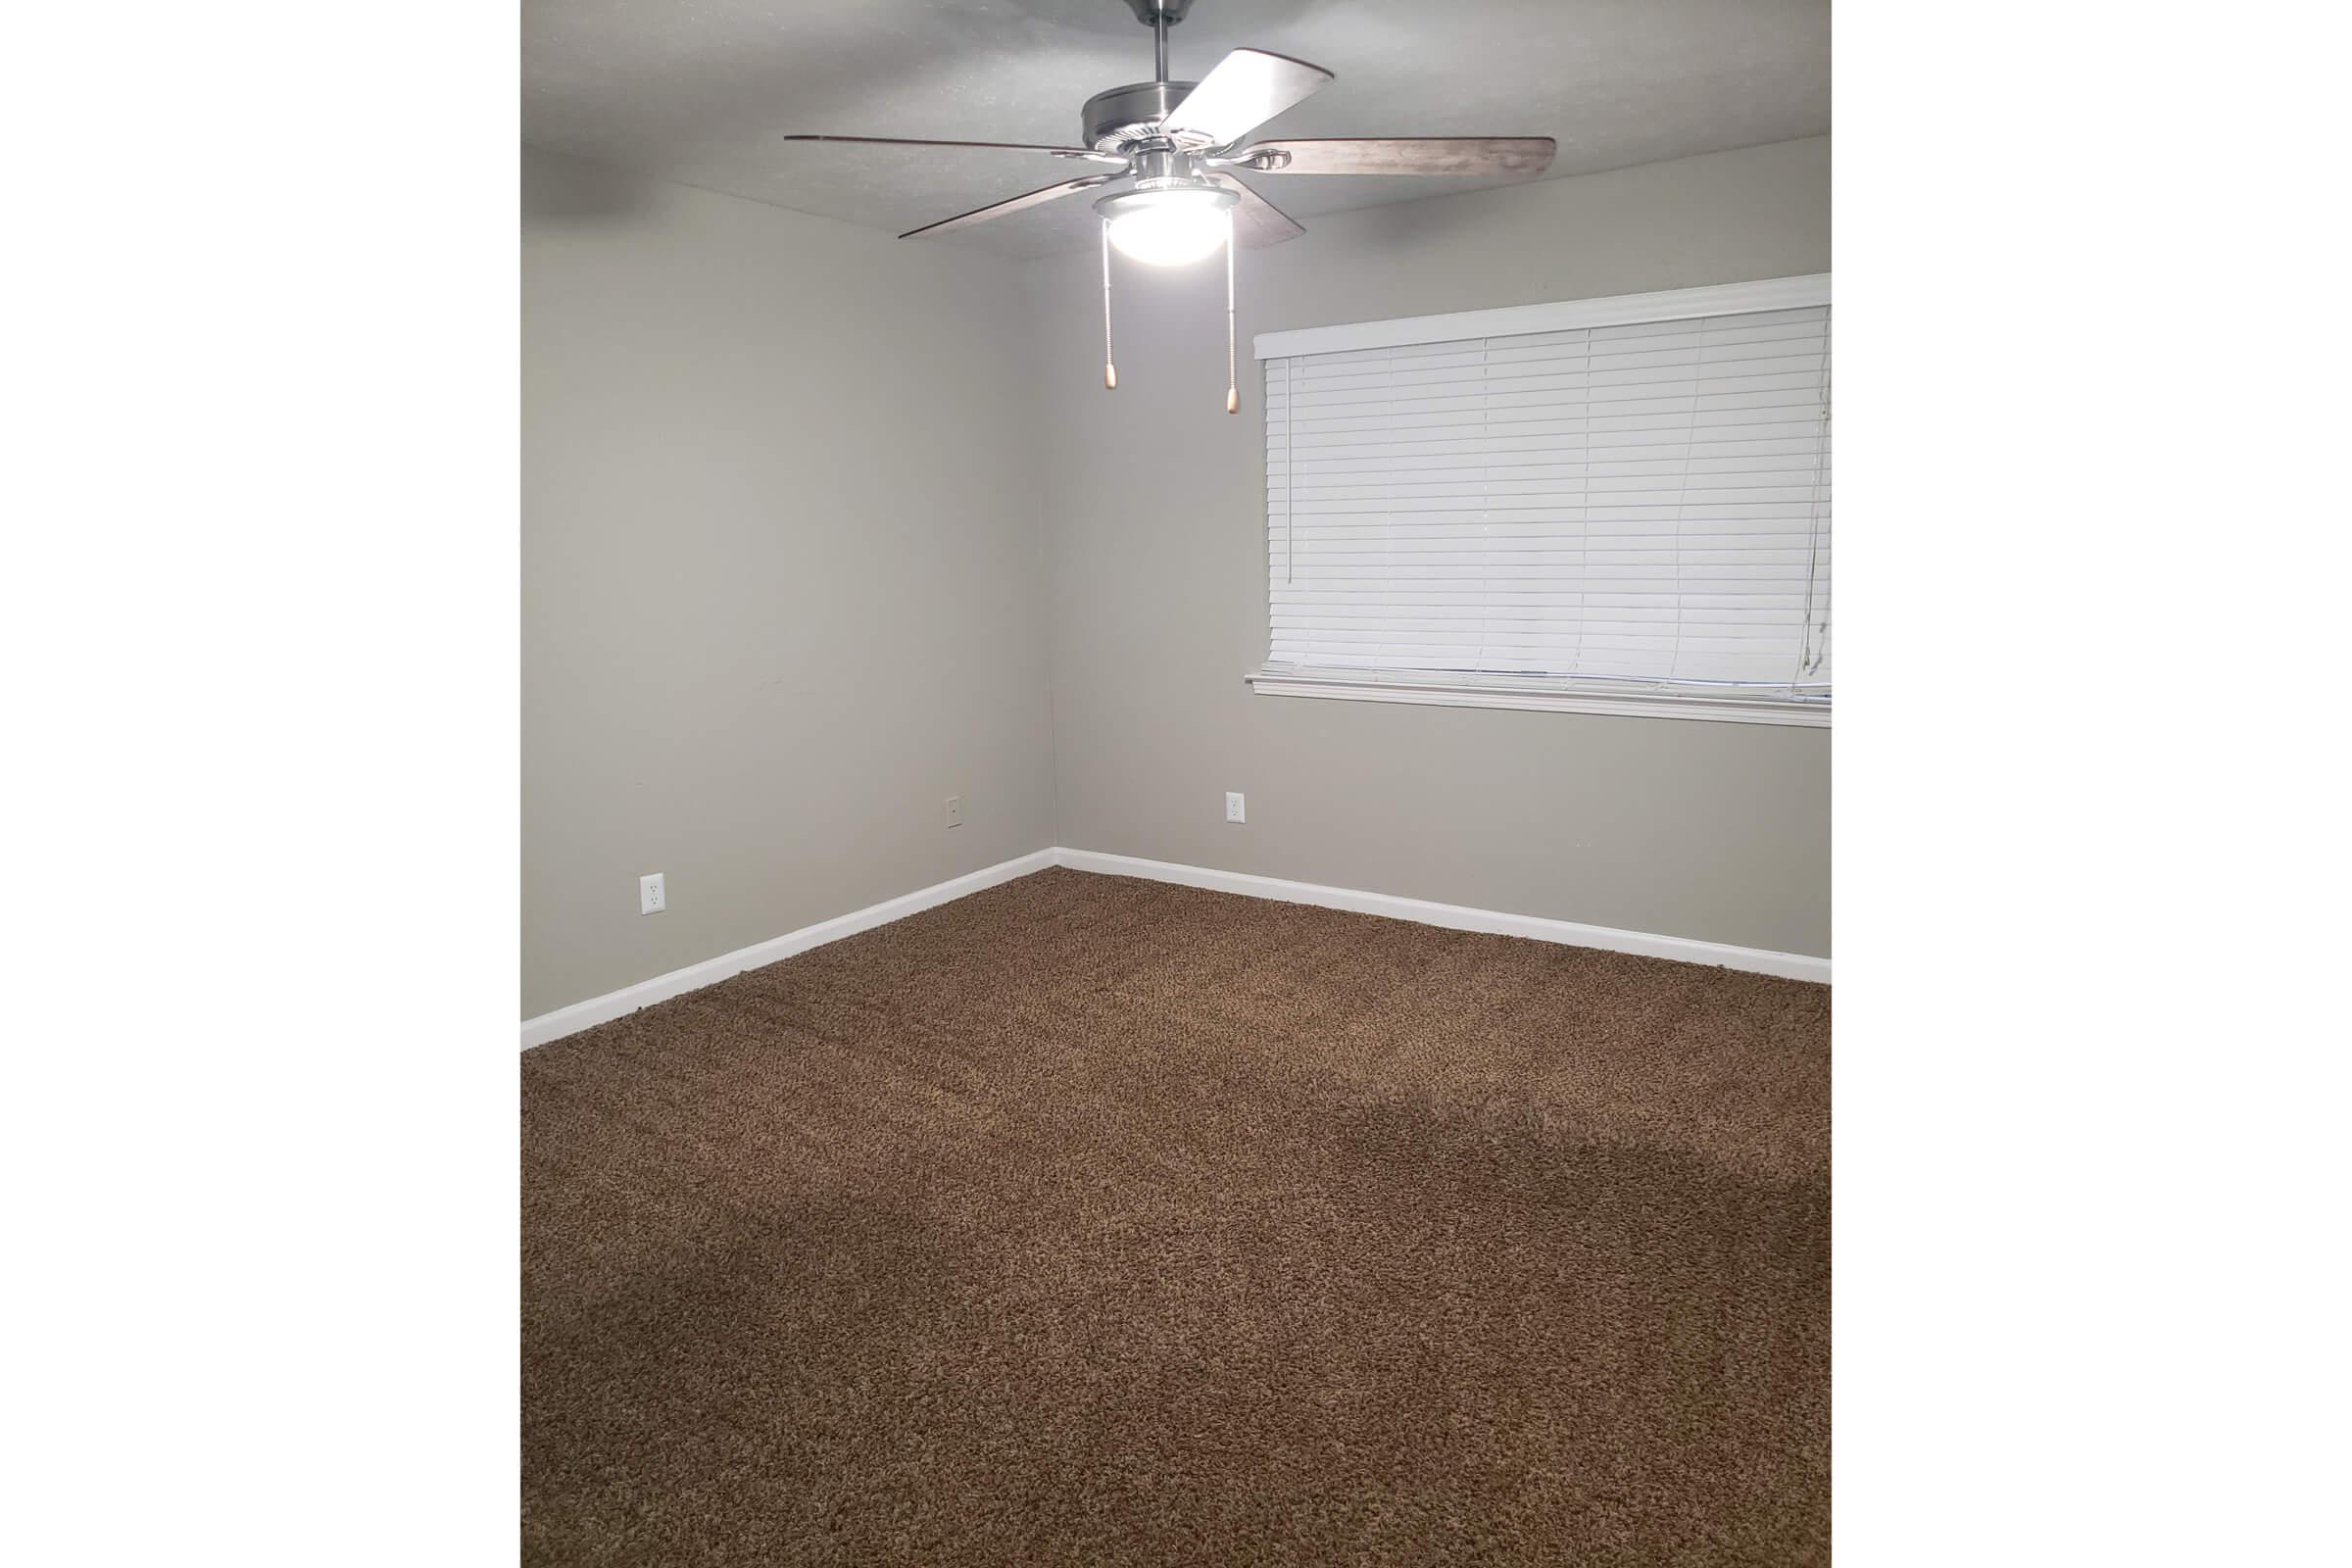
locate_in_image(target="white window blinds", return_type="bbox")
[1259,278,1831,717]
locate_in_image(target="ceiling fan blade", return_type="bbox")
[1160,48,1334,148]
[898,174,1121,240]
[786,134,1127,166]
[1204,172,1304,248]
[1227,137,1557,177]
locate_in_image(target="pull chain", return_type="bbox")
[1224,211,1238,414]
[1101,220,1117,390]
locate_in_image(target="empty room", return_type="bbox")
[22,0,2347,1564]
[522,2,1831,1558]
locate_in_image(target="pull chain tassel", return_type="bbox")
[1224,211,1238,414]
[1101,220,1117,390]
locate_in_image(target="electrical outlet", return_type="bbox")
[1225,791,1246,823]
[639,872,665,915]
[944,796,963,828]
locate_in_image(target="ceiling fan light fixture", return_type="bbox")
[790,1,1556,397]
[1096,185,1239,267]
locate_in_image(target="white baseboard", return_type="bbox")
[523,842,1827,1049]
[1054,848,1831,984]
[519,849,1056,1050]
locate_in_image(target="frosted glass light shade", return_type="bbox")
[1099,186,1237,267]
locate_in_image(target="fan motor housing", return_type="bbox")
[1082,80,1201,151]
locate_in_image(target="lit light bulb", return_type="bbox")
[1096,186,1239,268]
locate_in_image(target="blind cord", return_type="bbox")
[1797,318,1833,679]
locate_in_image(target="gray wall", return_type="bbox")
[523,147,1055,1017]
[1028,137,1831,957]
[523,136,1831,1017]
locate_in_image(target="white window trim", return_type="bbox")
[1246,667,1830,727]
[1250,273,1832,727]
[1251,274,1831,361]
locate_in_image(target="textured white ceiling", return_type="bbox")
[522,0,1830,258]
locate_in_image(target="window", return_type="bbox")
[1252,275,1831,725]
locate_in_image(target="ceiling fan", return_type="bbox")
[786,0,1556,410]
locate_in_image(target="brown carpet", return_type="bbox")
[522,868,1830,1565]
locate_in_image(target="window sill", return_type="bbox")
[1245,668,1831,728]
